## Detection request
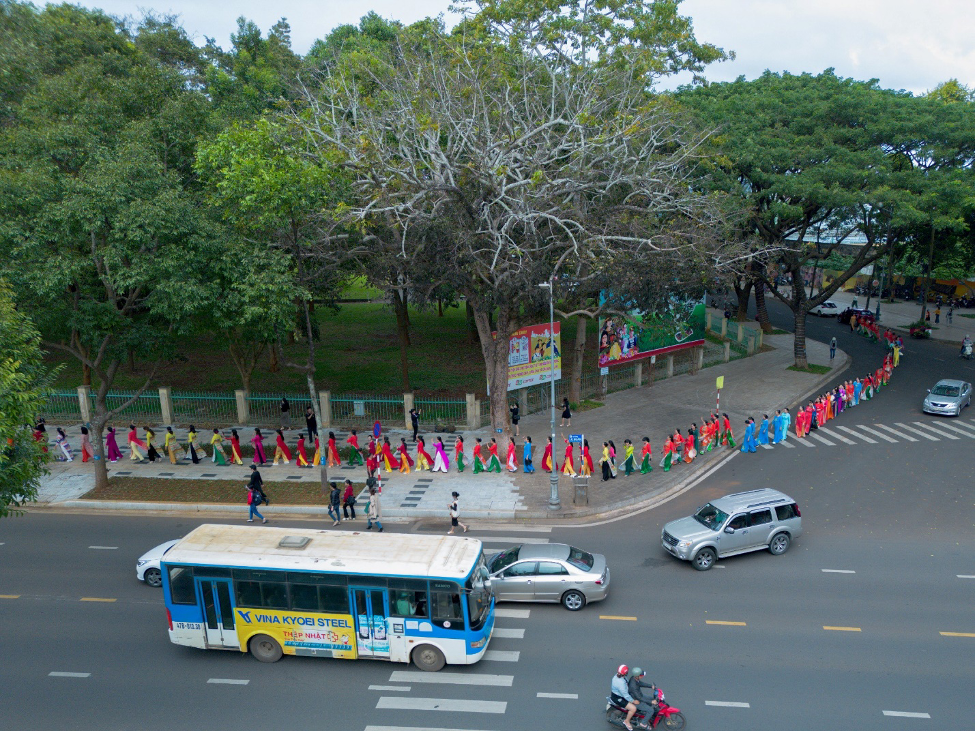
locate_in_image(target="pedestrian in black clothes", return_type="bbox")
[410,407,421,441]
[560,398,571,428]
[280,396,290,429]
[510,402,520,436]
[305,406,318,442]
[247,464,269,505]
[328,482,342,526]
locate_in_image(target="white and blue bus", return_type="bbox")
[161,524,495,671]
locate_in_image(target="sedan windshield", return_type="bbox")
[931,385,960,397]
[693,503,729,531]
[490,546,520,573]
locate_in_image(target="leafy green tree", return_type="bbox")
[0,279,57,517]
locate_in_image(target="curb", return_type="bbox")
[786,352,854,413]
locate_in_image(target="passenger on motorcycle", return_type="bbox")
[611,665,639,731]
[627,667,659,719]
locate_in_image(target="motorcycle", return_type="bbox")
[962,342,974,360]
[605,688,686,730]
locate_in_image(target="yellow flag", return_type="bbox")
[716,376,725,389]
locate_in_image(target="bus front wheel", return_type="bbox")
[412,644,445,672]
[249,634,283,663]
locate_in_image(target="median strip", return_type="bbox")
[705,620,746,626]
[599,615,638,621]
[823,626,861,632]
[80,597,117,602]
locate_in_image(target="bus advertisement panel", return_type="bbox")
[234,608,357,659]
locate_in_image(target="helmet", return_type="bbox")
[617,664,629,676]
[629,667,644,679]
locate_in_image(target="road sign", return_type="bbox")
[716,376,724,389]
[600,367,609,376]
[568,434,584,445]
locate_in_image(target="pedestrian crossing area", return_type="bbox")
[753,418,974,450]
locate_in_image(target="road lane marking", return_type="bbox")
[80,597,117,602]
[469,525,552,533]
[370,685,411,691]
[482,650,519,662]
[821,569,856,574]
[816,427,856,445]
[49,672,90,678]
[88,546,118,550]
[366,727,499,731]
[912,422,959,440]
[492,628,525,639]
[389,671,513,687]
[930,421,976,438]
[207,678,249,685]
[874,424,917,442]
[939,632,975,637]
[0,594,21,599]
[957,575,975,579]
[706,620,746,626]
[494,609,530,619]
[537,692,578,699]
[476,537,550,545]
[835,426,877,443]
[786,432,816,447]
[778,439,795,448]
[376,697,507,714]
[705,701,750,708]
[882,711,931,719]
[759,443,773,450]
[600,615,637,621]
[892,423,940,441]
[823,626,861,632]
[855,425,898,443]
[807,432,835,446]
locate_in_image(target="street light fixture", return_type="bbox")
[538,279,560,510]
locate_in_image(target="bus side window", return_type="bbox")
[261,582,289,610]
[235,580,262,608]
[431,591,463,629]
[168,566,196,605]
[390,589,428,618]
[319,585,349,614]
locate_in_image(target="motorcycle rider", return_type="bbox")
[627,667,659,722]
[962,336,973,358]
[610,664,639,731]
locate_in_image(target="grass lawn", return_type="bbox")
[79,476,365,504]
[787,364,832,375]
[960,314,975,319]
[46,303,601,397]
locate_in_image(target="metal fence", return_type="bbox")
[248,392,310,428]
[98,389,162,423]
[331,394,406,428]
[414,397,467,427]
[172,391,239,427]
[38,390,83,423]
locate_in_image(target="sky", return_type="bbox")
[79,0,974,95]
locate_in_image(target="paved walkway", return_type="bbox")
[33,331,857,520]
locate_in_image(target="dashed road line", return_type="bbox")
[957,575,975,579]
[912,422,959,440]
[892,423,939,441]
[705,620,746,626]
[88,546,118,550]
[49,672,90,678]
[600,615,637,621]
[824,626,861,632]
[882,711,931,719]
[821,569,856,574]
[537,692,578,699]
[207,678,249,685]
[494,609,530,619]
[835,425,876,443]
[369,685,411,692]
[376,697,507,714]
[705,700,750,708]
[939,632,975,637]
[492,628,525,639]
[389,671,513,687]
[0,594,21,599]
[874,424,918,441]
[855,425,898,443]
[80,597,117,602]
[816,427,856,445]
[482,650,520,662]
[931,421,976,438]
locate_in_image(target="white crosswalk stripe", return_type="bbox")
[817,427,856,445]
[482,650,520,662]
[873,424,917,442]
[759,444,773,450]
[854,425,898,443]
[786,432,816,448]
[494,609,530,619]
[929,421,976,438]
[776,438,795,448]
[893,423,940,441]
[388,671,513,687]
[807,432,836,446]
[376,697,506,714]
[492,628,525,639]
[912,422,960,440]
[835,425,877,443]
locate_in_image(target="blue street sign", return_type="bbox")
[568,434,584,445]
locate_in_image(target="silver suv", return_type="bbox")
[661,489,802,571]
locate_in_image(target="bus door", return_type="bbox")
[351,587,389,659]
[197,578,239,649]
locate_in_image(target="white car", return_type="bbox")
[810,301,841,317]
[136,539,179,587]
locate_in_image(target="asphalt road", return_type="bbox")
[1,300,973,731]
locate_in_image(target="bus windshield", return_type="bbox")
[466,555,491,630]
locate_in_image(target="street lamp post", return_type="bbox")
[539,280,560,510]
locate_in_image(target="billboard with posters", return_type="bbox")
[598,296,706,367]
[507,322,561,391]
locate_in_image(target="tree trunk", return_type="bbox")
[392,289,411,392]
[297,299,327,493]
[569,315,587,403]
[437,298,443,317]
[269,346,279,373]
[91,383,111,491]
[127,349,136,373]
[82,361,91,387]
[465,301,479,344]
[733,277,751,321]
[471,304,513,431]
[885,247,897,303]
[753,278,773,333]
[792,307,809,368]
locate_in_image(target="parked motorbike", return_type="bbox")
[605,688,686,730]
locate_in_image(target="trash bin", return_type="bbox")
[572,476,589,506]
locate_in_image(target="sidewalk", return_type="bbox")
[862,299,975,344]
[33,332,852,521]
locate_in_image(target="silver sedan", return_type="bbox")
[923,380,973,417]
[487,543,609,611]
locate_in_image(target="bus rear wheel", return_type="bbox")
[412,644,445,672]
[249,634,283,663]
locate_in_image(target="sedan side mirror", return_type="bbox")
[724,527,735,534]
[926,389,931,393]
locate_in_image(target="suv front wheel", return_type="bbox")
[769,533,790,555]
[692,547,716,571]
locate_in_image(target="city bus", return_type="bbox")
[161,524,495,671]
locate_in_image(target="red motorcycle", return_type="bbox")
[605,687,686,730]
